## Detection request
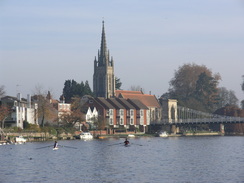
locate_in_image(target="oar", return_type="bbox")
[108,142,123,146]
[131,143,143,146]
[35,145,53,149]
[60,145,77,149]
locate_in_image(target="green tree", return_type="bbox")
[84,80,93,96]
[166,63,221,112]
[194,72,219,112]
[62,80,93,103]
[115,77,122,90]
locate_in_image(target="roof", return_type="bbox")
[107,98,125,109]
[127,99,148,110]
[115,98,135,109]
[116,90,160,108]
[95,97,115,109]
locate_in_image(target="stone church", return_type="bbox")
[93,21,115,98]
[91,21,178,126]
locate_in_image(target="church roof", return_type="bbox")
[115,90,160,108]
[127,99,148,109]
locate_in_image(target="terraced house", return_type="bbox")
[81,96,149,132]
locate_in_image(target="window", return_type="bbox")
[130,109,134,116]
[120,118,124,125]
[140,110,144,116]
[109,118,113,125]
[120,109,124,116]
[130,118,134,125]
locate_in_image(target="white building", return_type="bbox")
[86,107,98,124]
[0,93,38,129]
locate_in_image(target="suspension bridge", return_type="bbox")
[151,99,244,134]
[153,105,244,125]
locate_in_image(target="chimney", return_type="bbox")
[27,94,31,108]
[17,93,22,101]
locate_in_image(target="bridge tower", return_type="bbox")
[161,99,178,123]
[161,99,179,134]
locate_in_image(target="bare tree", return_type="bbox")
[218,87,238,108]
[0,85,5,98]
[130,85,145,93]
[32,85,56,127]
[0,105,11,128]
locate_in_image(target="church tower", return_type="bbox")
[93,21,115,98]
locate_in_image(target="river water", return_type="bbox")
[0,136,243,183]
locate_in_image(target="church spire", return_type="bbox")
[99,21,108,66]
[93,21,115,98]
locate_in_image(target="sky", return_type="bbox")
[0,0,244,105]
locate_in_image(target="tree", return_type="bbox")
[59,109,85,127]
[59,97,85,127]
[0,85,5,98]
[62,80,93,103]
[115,77,122,90]
[130,85,144,93]
[241,75,244,109]
[0,105,11,128]
[166,63,221,112]
[217,87,238,108]
[194,72,219,112]
[241,75,244,92]
[33,85,56,127]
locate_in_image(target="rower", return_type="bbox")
[124,138,129,145]
[53,141,58,148]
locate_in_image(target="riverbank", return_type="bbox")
[1,131,243,144]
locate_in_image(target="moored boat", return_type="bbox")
[127,134,135,138]
[80,132,93,139]
[15,136,27,143]
[158,131,168,138]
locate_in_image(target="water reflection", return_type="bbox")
[0,136,243,183]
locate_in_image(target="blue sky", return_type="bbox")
[0,0,244,104]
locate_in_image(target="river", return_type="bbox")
[0,136,243,183]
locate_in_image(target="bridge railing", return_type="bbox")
[151,117,244,125]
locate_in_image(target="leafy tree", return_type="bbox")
[115,77,122,90]
[194,72,219,112]
[62,80,93,103]
[166,63,221,112]
[84,80,93,96]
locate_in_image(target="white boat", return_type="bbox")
[80,132,93,139]
[15,136,27,143]
[159,131,168,137]
[127,134,135,138]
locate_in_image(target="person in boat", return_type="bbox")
[53,141,58,148]
[124,138,129,146]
